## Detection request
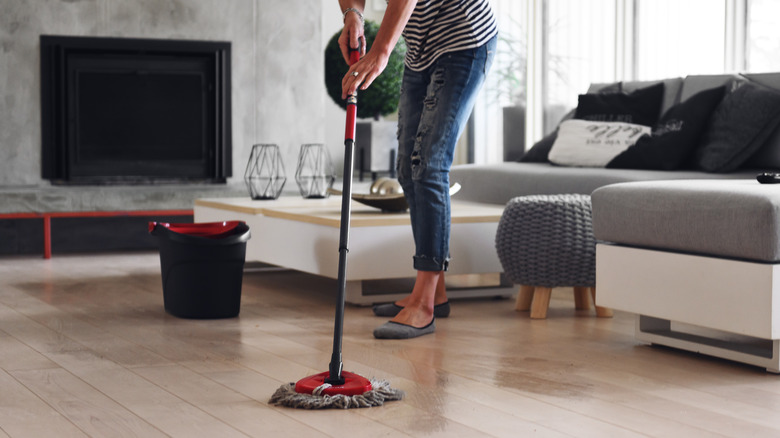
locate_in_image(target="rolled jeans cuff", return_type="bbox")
[413,255,449,272]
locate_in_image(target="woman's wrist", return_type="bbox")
[343,7,364,23]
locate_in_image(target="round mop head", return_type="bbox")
[269,371,404,409]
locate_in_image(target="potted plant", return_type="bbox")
[324,20,406,179]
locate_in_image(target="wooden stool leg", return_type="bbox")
[591,287,613,318]
[530,287,552,319]
[573,286,591,310]
[515,285,534,311]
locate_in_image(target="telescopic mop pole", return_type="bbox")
[325,48,361,386]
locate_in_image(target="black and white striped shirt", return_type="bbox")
[402,0,498,71]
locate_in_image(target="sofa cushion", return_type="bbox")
[574,82,665,126]
[449,162,756,206]
[548,120,650,167]
[678,74,743,102]
[742,72,780,89]
[606,85,726,170]
[592,179,780,262]
[587,82,621,93]
[695,81,780,172]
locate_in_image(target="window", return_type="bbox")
[747,0,780,72]
[635,0,726,79]
[475,0,528,163]
[543,0,618,133]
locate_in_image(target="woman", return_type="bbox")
[339,0,496,339]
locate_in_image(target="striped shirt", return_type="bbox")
[402,0,498,71]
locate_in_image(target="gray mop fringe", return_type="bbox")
[269,380,404,409]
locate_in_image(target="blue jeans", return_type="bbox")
[396,36,496,272]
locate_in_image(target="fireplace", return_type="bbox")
[41,35,231,184]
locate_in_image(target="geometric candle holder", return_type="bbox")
[244,144,287,200]
[295,143,335,199]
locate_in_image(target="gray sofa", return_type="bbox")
[451,72,780,205]
[459,72,780,370]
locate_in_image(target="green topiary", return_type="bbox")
[324,20,406,120]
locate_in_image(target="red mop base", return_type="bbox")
[295,371,373,396]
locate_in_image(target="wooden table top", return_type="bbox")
[195,196,505,228]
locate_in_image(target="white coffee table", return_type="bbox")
[194,196,512,304]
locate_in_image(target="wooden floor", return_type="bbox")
[1,253,780,437]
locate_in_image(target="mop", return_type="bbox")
[269,48,404,409]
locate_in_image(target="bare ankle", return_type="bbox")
[434,271,448,304]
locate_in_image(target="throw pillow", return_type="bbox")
[519,129,558,163]
[742,124,780,169]
[736,75,780,170]
[548,120,651,167]
[606,85,726,170]
[575,82,665,127]
[695,82,780,172]
[519,83,622,163]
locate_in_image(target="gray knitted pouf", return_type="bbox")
[495,194,611,319]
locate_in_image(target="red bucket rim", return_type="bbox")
[149,221,242,238]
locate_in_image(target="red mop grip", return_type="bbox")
[345,48,360,142]
[345,100,357,142]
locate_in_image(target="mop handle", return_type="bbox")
[325,47,361,386]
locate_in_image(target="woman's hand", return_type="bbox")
[338,11,366,63]
[338,12,370,99]
[339,0,416,99]
[341,49,390,99]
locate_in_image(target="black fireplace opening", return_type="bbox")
[41,35,231,185]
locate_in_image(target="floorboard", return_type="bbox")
[0,252,779,437]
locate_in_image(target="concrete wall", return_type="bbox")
[0,0,324,191]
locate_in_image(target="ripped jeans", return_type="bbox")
[396,36,496,272]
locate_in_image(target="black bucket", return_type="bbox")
[149,221,251,319]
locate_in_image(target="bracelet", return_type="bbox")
[343,7,364,23]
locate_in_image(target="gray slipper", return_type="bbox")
[373,319,435,339]
[372,301,451,318]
